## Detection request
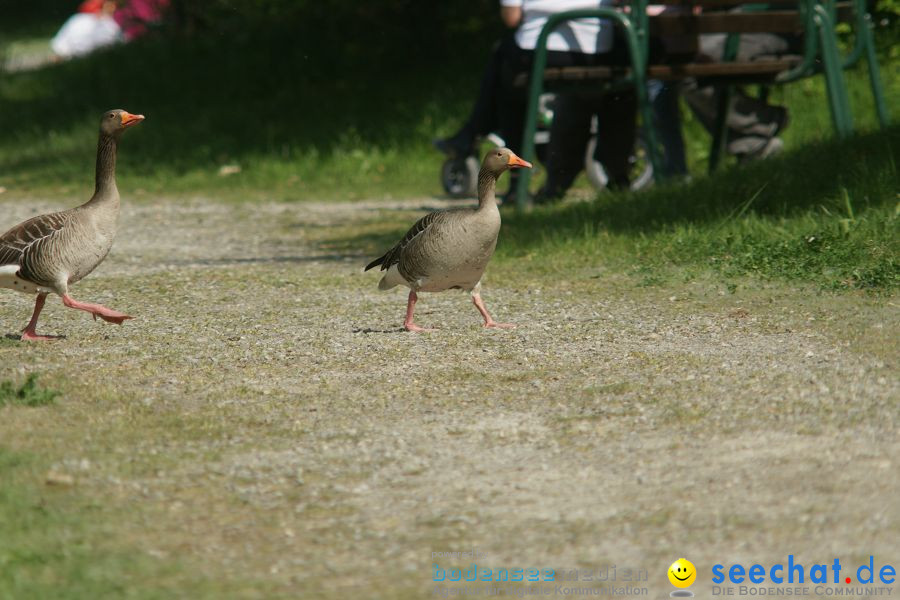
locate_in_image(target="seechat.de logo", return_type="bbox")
[712,555,896,586]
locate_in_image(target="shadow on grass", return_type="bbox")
[503,126,899,242]
[331,128,899,290]
[169,253,367,268]
[0,16,499,189]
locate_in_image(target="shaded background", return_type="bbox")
[0,0,897,200]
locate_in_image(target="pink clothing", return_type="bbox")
[113,0,169,40]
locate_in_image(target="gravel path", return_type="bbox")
[1,196,897,599]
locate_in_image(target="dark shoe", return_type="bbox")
[534,186,566,205]
[771,107,789,137]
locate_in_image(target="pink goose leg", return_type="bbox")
[21,293,58,341]
[404,291,435,332]
[472,292,515,329]
[61,294,132,324]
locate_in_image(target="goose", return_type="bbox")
[0,109,144,340]
[365,147,531,332]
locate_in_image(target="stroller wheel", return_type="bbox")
[441,155,480,198]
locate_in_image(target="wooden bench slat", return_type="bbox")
[645,0,774,5]
[649,12,803,34]
[514,57,802,86]
[648,58,799,77]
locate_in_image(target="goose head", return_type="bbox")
[482,147,532,177]
[100,109,145,137]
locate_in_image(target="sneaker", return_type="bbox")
[738,136,784,164]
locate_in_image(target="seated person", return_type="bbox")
[682,32,792,161]
[649,27,795,176]
[51,0,122,59]
[51,0,169,60]
[437,0,637,199]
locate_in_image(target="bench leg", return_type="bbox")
[516,51,549,211]
[860,12,890,127]
[815,6,854,137]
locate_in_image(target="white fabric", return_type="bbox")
[51,13,123,59]
[500,0,615,54]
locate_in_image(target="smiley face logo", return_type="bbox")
[668,558,697,588]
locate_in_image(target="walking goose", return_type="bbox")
[0,109,144,340]
[365,147,531,331]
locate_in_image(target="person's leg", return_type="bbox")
[497,38,533,155]
[648,79,688,177]
[537,92,594,201]
[435,34,513,157]
[688,33,791,159]
[683,83,787,152]
[593,89,637,190]
[532,49,610,201]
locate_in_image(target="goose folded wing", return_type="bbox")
[366,210,444,271]
[0,212,70,269]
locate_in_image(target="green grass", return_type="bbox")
[331,128,898,291]
[0,11,896,200]
[497,127,899,291]
[0,16,497,201]
[0,446,255,599]
[0,373,59,407]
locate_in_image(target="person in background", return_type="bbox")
[648,79,690,178]
[114,0,170,42]
[436,0,637,201]
[50,0,169,60]
[681,31,791,161]
[649,28,793,176]
[51,0,122,59]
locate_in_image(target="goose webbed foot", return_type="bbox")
[62,295,133,325]
[19,293,62,340]
[21,330,64,341]
[403,290,437,333]
[483,321,516,329]
[472,292,514,330]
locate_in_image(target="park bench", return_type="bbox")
[512,0,890,209]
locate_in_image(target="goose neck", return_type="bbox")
[92,133,119,200]
[476,168,499,210]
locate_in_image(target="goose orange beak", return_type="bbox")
[508,153,532,169]
[121,112,145,127]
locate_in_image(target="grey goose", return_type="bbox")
[365,147,531,331]
[0,109,144,340]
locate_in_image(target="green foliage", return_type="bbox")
[876,0,900,20]
[0,374,59,407]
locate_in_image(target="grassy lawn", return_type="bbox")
[0,8,898,600]
[0,11,896,200]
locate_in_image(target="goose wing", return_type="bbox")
[365,210,446,272]
[0,211,71,277]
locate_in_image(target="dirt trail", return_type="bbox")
[1,196,897,599]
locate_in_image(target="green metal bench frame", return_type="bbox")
[513,0,890,211]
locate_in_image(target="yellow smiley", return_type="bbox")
[668,558,697,588]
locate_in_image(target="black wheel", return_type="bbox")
[584,134,654,192]
[440,156,480,198]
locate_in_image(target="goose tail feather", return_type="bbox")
[364,255,385,271]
